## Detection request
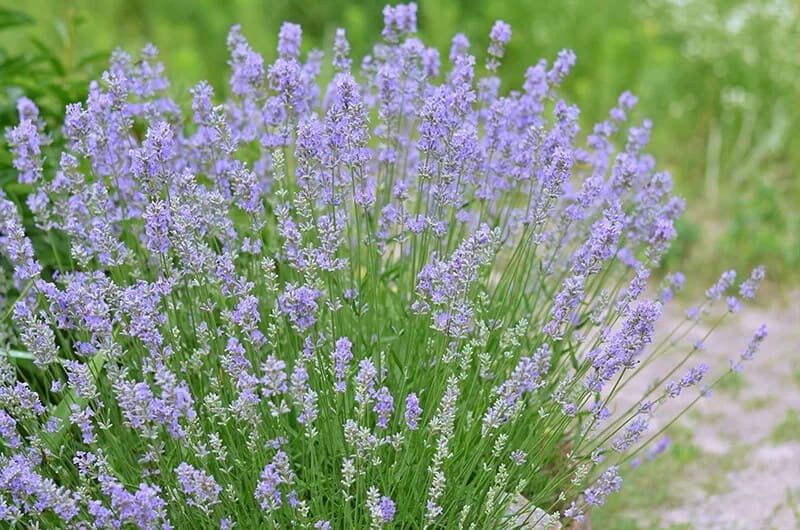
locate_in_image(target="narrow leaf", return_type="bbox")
[0,8,34,31]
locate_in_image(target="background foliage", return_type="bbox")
[2,0,798,283]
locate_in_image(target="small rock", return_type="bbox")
[506,496,562,529]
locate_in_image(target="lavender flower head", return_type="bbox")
[487,20,512,71]
[382,2,417,42]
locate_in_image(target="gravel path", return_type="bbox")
[629,299,800,529]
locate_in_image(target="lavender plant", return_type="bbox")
[0,3,767,528]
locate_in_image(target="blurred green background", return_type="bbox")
[1,0,798,289]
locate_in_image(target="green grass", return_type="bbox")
[593,426,762,529]
[771,410,800,444]
[787,489,800,526]
[592,426,701,529]
[715,371,748,397]
[742,394,776,412]
[699,444,753,496]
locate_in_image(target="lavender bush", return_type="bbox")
[0,3,767,528]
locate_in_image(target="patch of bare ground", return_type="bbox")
[626,296,800,529]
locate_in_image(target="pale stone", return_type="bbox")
[505,496,562,530]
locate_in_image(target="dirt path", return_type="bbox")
[630,300,800,529]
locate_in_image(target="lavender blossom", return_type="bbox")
[278,22,303,60]
[705,270,737,303]
[487,20,511,71]
[584,466,622,506]
[739,265,765,299]
[367,486,396,527]
[666,363,710,399]
[0,199,42,283]
[740,324,768,362]
[278,283,320,331]
[382,2,417,43]
[333,28,351,72]
[373,386,394,428]
[332,337,354,393]
[255,450,296,513]
[175,462,222,509]
[5,120,44,184]
[405,392,422,430]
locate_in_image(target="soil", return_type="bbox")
[628,299,800,529]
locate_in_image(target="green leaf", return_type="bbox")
[0,348,34,361]
[28,37,65,76]
[77,50,110,69]
[3,182,35,196]
[0,8,34,31]
[0,54,38,76]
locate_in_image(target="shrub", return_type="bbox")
[0,3,766,528]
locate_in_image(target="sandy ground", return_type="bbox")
[628,299,800,529]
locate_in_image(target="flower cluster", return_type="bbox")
[0,3,766,528]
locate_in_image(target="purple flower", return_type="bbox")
[706,270,737,303]
[6,119,44,184]
[414,224,497,338]
[740,324,768,362]
[405,392,422,430]
[587,300,662,391]
[739,266,765,299]
[261,355,288,398]
[333,28,351,72]
[290,362,318,426]
[487,20,511,71]
[325,73,371,192]
[0,199,42,284]
[572,203,625,275]
[483,344,551,433]
[669,362,709,396]
[584,466,622,506]
[382,2,417,42]
[510,450,527,465]
[0,454,81,522]
[489,20,512,46]
[379,496,396,522]
[618,90,638,109]
[278,283,320,331]
[175,462,221,508]
[278,22,302,60]
[332,337,353,392]
[612,415,648,452]
[544,274,585,338]
[367,486,396,525]
[549,49,577,85]
[255,450,296,513]
[63,360,98,400]
[227,25,265,97]
[99,475,170,530]
[373,386,394,428]
[355,359,378,406]
[450,33,470,61]
[645,436,671,461]
[16,96,39,121]
[0,411,21,448]
[659,271,685,302]
[726,296,742,313]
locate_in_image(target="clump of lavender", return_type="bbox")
[0,4,767,528]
